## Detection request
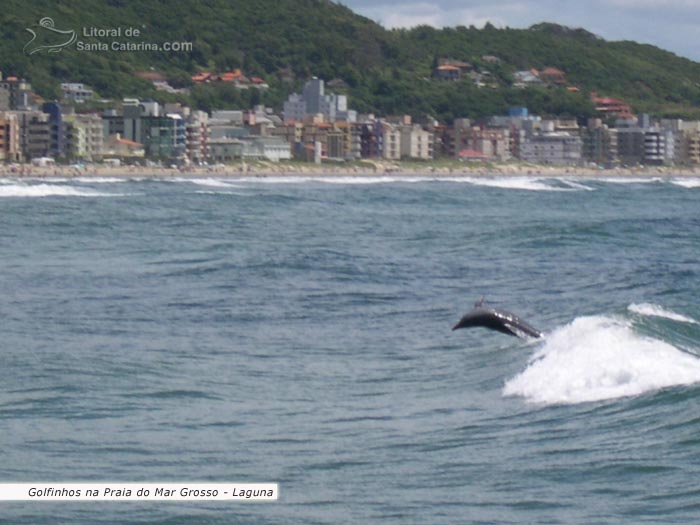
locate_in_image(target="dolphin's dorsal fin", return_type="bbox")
[474,295,485,308]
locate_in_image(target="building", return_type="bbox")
[283,77,356,123]
[64,113,103,161]
[61,83,94,104]
[242,137,291,162]
[208,136,291,163]
[538,67,567,85]
[432,59,472,81]
[208,138,243,163]
[42,102,65,159]
[103,134,145,158]
[433,65,462,82]
[616,127,646,165]
[360,122,383,159]
[519,132,582,165]
[643,128,675,166]
[581,119,618,166]
[592,95,634,120]
[399,124,434,160]
[0,112,21,161]
[141,114,187,160]
[445,123,510,161]
[382,122,401,160]
[282,93,306,123]
[185,110,209,164]
[0,77,34,110]
[0,84,9,111]
[13,110,50,161]
[513,70,541,88]
[122,98,144,144]
[683,131,700,165]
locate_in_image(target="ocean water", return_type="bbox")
[1,174,699,524]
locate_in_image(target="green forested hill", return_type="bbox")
[2,0,700,120]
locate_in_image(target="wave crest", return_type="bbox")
[503,316,700,405]
[0,183,119,198]
[628,303,699,324]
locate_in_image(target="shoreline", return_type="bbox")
[2,161,700,179]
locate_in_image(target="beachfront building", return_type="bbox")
[64,113,104,161]
[208,136,291,163]
[382,122,401,160]
[141,114,187,160]
[122,98,145,144]
[616,117,675,166]
[106,99,188,161]
[269,122,304,149]
[185,110,209,164]
[400,124,434,160]
[444,121,510,161]
[581,119,618,166]
[616,127,645,165]
[103,134,145,159]
[14,110,50,161]
[519,132,583,165]
[42,102,65,159]
[643,128,675,166]
[208,138,243,163]
[360,122,383,159]
[242,136,291,162]
[0,112,21,161]
[683,131,700,165]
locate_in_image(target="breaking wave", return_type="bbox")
[669,178,700,189]
[628,303,699,324]
[0,183,121,198]
[185,178,242,188]
[462,177,586,192]
[503,315,700,405]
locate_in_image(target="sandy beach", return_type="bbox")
[2,161,700,179]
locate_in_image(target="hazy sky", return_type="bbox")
[340,0,700,61]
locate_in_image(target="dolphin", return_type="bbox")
[452,298,543,339]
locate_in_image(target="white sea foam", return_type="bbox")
[186,178,241,188]
[175,175,598,188]
[594,177,663,185]
[0,184,119,198]
[628,303,699,324]
[669,178,700,188]
[558,179,596,191]
[235,175,429,184]
[462,177,574,192]
[503,316,700,405]
[194,190,247,196]
[72,177,127,184]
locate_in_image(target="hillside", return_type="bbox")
[2,0,700,120]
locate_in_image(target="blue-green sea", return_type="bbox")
[1,174,700,524]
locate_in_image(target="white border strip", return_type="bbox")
[0,483,278,501]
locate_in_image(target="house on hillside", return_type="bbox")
[539,67,567,85]
[432,59,473,81]
[513,69,541,88]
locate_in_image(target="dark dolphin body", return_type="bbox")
[452,306,543,339]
